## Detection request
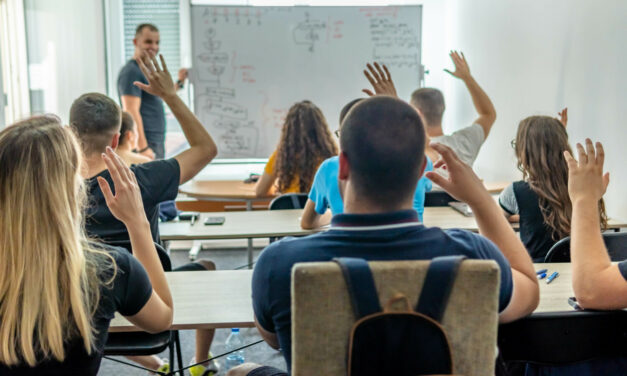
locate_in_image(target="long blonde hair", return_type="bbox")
[0,115,114,366]
[515,116,607,239]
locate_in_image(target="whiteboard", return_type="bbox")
[190,5,422,158]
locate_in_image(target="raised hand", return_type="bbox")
[362,62,398,97]
[558,107,568,128]
[97,146,147,226]
[444,51,471,81]
[564,139,609,204]
[425,142,491,207]
[134,52,177,99]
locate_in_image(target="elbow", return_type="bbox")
[573,281,604,310]
[146,308,174,334]
[301,218,314,230]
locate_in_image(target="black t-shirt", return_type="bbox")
[0,244,153,375]
[117,59,166,150]
[499,181,558,262]
[619,261,627,281]
[85,159,180,243]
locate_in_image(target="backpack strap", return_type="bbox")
[416,255,466,322]
[333,258,382,319]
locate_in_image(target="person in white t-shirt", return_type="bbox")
[410,51,497,167]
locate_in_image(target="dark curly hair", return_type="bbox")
[274,101,337,193]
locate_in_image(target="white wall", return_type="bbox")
[427,0,626,220]
[24,0,106,123]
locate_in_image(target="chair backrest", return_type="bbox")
[291,259,500,376]
[269,193,308,210]
[544,232,627,263]
[425,191,455,207]
[106,240,172,271]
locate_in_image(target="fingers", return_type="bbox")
[97,177,114,205]
[159,54,169,73]
[595,141,605,167]
[373,62,386,81]
[141,52,156,73]
[366,63,383,82]
[135,56,151,78]
[133,81,150,91]
[576,143,587,165]
[425,171,449,190]
[150,53,162,72]
[585,138,595,163]
[106,147,133,182]
[563,150,577,170]
[364,69,377,88]
[382,64,392,81]
[603,172,610,191]
[102,151,124,187]
[430,142,461,165]
[443,68,454,76]
[362,89,375,97]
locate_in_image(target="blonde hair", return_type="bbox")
[0,115,115,366]
[515,116,607,239]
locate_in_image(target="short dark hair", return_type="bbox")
[339,98,364,126]
[410,88,445,126]
[340,96,426,207]
[69,93,121,154]
[135,23,159,37]
[119,111,135,146]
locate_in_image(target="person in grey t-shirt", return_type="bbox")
[118,23,188,160]
[410,51,497,167]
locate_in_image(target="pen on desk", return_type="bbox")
[536,269,548,275]
[190,215,196,226]
[538,272,547,279]
[546,271,559,284]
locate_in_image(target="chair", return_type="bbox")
[104,241,183,376]
[544,232,627,262]
[425,191,455,207]
[291,259,501,375]
[269,193,308,210]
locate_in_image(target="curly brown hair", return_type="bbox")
[515,116,607,240]
[274,101,338,193]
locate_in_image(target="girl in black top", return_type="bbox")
[0,116,173,375]
[499,114,607,261]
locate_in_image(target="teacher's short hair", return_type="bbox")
[135,23,159,36]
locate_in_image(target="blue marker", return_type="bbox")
[546,272,559,284]
[536,269,548,275]
[538,273,547,279]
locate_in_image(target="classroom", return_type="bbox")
[0,0,625,375]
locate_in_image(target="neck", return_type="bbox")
[117,142,133,153]
[82,153,107,179]
[426,123,444,138]
[342,182,413,215]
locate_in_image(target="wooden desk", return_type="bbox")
[484,181,509,194]
[109,270,254,332]
[179,180,273,210]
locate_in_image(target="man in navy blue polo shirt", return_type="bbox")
[228,96,539,376]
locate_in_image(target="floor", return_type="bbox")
[98,239,286,375]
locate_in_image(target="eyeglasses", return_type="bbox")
[510,139,516,149]
[334,129,340,138]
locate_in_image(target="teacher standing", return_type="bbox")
[118,23,187,159]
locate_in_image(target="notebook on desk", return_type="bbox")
[449,201,473,217]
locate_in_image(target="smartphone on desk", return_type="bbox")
[179,211,200,221]
[204,216,226,225]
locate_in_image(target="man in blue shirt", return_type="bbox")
[228,96,539,376]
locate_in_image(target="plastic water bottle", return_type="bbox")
[225,328,245,369]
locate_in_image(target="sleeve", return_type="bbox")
[446,230,514,312]
[423,156,434,192]
[498,184,519,215]
[110,248,153,316]
[618,261,627,281]
[118,64,144,98]
[132,159,181,205]
[251,245,277,333]
[264,150,277,175]
[308,161,330,215]
[446,124,486,166]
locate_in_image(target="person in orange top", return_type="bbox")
[256,100,338,196]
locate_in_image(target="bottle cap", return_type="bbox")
[231,328,240,332]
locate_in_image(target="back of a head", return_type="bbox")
[275,100,338,192]
[70,93,121,155]
[515,116,607,238]
[119,111,135,146]
[340,96,426,207]
[0,116,104,366]
[410,88,445,126]
[339,98,364,126]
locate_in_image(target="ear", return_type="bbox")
[111,133,120,150]
[338,151,350,181]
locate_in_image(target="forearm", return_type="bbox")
[163,94,217,156]
[571,199,611,294]
[129,110,148,149]
[463,75,496,118]
[470,193,536,282]
[126,219,173,308]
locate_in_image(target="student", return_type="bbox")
[0,117,172,375]
[255,100,337,197]
[499,116,607,261]
[565,140,627,309]
[300,96,433,229]
[229,97,539,376]
[410,51,496,167]
[117,111,152,166]
[70,53,219,375]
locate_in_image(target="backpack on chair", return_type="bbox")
[333,256,466,376]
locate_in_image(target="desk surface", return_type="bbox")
[159,208,627,241]
[108,263,587,332]
[179,180,509,201]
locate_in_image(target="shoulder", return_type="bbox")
[118,60,140,77]
[442,229,504,260]
[316,156,339,175]
[131,158,180,178]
